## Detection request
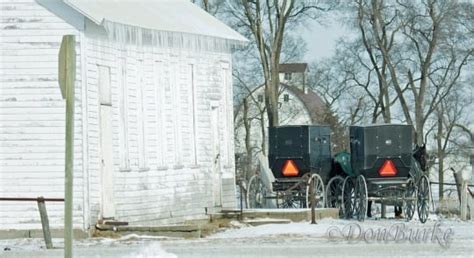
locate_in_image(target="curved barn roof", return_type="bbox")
[281,83,327,124]
[236,83,328,125]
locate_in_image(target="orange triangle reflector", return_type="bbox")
[282,160,299,177]
[379,160,398,176]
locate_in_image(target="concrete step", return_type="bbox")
[96,224,202,239]
[211,208,339,222]
[244,218,292,226]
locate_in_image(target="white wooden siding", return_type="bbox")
[85,37,236,224]
[0,0,238,229]
[0,0,84,230]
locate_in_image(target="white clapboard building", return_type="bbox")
[0,0,246,234]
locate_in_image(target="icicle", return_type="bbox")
[102,20,244,53]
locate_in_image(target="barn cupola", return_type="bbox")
[279,63,309,94]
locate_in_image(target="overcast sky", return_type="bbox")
[301,16,349,63]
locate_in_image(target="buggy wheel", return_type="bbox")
[403,178,416,221]
[247,175,266,208]
[278,192,303,208]
[342,177,355,219]
[306,174,325,208]
[417,175,430,223]
[355,175,367,222]
[325,176,344,216]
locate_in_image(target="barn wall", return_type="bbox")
[0,0,86,230]
[84,35,236,225]
[280,72,305,91]
[234,86,312,158]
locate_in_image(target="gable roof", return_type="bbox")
[63,0,248,42]
[63,0,247,43]
[37,0,247,51]
[279,63,308,73]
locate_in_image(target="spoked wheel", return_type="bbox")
[306,174,325,208]
[417,175,430,223]
[325,176,344,216]
[403,178,417,221]
[246,175,266,208]
[342,177,355,219]
[278,191,304,208]
[354,175,368,222]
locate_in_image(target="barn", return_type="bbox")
[234,63,329,159]
[0,0,247,235]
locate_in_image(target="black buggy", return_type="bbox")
[246,125,332,209]
[336,124,431,223]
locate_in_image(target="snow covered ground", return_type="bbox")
[1,216,473,257]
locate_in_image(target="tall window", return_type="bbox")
[137,58,148,170]
[284,72,292,80]
[189,64,198,165]
[118,49,130,171]
[172,62,182,166]
[154,60,166,168]
[221,62,232,166]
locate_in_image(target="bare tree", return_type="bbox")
[430,81,472,200]
[353,0,473,145]
[228,1,327,183]
[309,58,351,113]
[225,0,334,127]
[312,1,472,201]
[309,40,390,128]
[310,30,408,128]
[355,0,403,123]
[233,84,264,203]
[191,0,226,15]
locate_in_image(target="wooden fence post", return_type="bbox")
[461,180,468,220]
[310,179,316,224]
[59,34,76,258]
[37,197,53,249]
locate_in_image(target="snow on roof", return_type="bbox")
[63,0,247,43]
